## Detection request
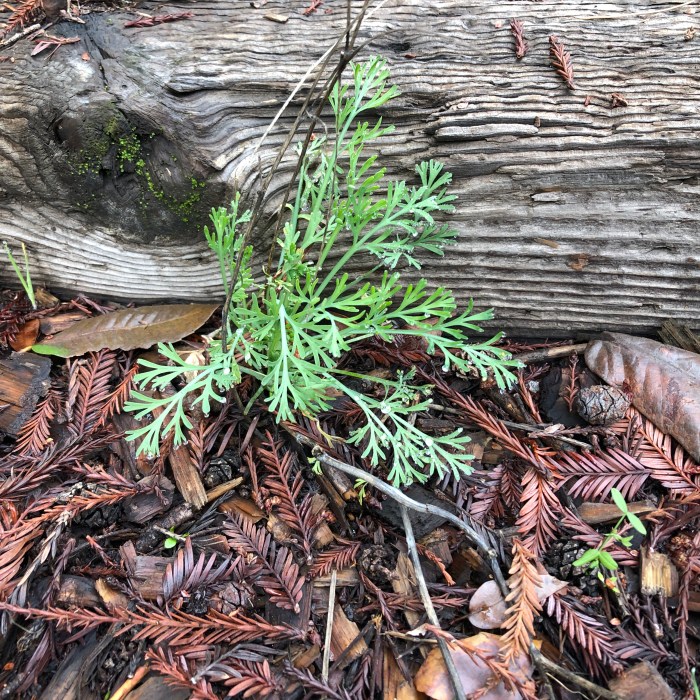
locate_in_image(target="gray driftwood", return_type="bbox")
[1,1,699,336]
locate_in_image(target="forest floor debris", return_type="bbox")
[1,288,699,699]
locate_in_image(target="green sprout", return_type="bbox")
[573,487,647,593]
[3,241,36,309]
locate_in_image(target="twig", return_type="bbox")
[0,22,40,47]
[401,506,466,700]
[205,476,243,502]
[293,431,510,598]
[534,650,623,700]
[427,403,593,450]
[109,664,150,700]
[322,568,337,683]
[512,343,588,365]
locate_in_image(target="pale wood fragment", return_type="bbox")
[329,602,368,668]
[383,643,424,700]
[608,661,674,700]
[167,439,207,509]
[640,547,679,597]
[392,553,422,632]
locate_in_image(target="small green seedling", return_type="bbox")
[573,487,647,593]
[163,527,187,549]
[3,241,36,309]
[692,667,700,700]
[354,479,368,505]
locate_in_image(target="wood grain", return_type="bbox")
[1,0,698,335]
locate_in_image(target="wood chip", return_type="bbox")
[392,553,421,631]
[608,660,674,700]
[383,643,422,699]
[419,528,452,567]
[578,500,655,525]
[264,12,287,23]
[309,493,334,548]
[0,352,51,436]
[55,575,101,608]
[122,475,174,524]
[218,495,264,522]
[120,541,171,600]
[330,602,368,668]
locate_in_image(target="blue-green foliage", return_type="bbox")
[125,57,520,486]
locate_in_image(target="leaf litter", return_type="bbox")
[1,288,700,699]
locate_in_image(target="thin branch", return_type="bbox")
[401,505,466,700]
[293,431,510,597]
[534,651,623,700]
[322,568,337,683]
[512,343,588,365]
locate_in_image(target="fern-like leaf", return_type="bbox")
[555,448,649,501]
[517,468,561,557]
[67,350,116,437]
[224,659,282,698]
[308,543,360,579]
[224,515,304,613]
[549,35,575,89]
[501,540,541,660]
[632,409,699,492]
[546,593,622,677]
[160,537,237,605]
[258,434,315,557]
[15,388,59,455]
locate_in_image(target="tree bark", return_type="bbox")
[1,0,698,336]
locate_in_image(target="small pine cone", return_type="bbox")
[576,384,630,425]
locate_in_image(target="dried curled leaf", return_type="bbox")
[32,304,218,358]
[414,632,533,700]
[585,332,700,460]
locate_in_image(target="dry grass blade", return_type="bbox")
[258,433,316,556]
[501,540,542,661]
[224,515,304,613]
[549,35,575,89]
[516,468,562,557]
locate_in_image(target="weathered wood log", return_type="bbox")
[1,1,699,335]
